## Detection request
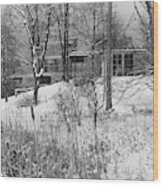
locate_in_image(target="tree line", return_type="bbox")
[1,2,154,110]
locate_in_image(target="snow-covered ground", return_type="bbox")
[1,75,153,114]
[1,76,154,180]
[1,75,154,142]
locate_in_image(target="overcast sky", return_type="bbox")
[114,1,147,47]
[1,1,147,47]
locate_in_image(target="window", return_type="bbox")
[13,77,23,87]
[71,56,85,63]
[44,65,48,72]
[124,53,133,75]
[113,54,122,76]
[54,59,59,72]
[40,76,51,85]
[45,59,59,72]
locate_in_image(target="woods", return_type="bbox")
[1,3,115,107]
[1,7,20,101]
[134,1,154,66]
[1,1,155,180]
[105,2,112,110]
[23,5,52,104]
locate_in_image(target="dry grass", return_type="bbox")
[1,77,154,180]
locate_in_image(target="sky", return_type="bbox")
[114,1,147,47]
[1,1,148,47]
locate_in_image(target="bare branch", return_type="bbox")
[16,53,31,65]
[41,11,51,63]
[119,11,135,37]
[24,22,34,47]
[12,5,26,18]
[56,15,64,59]
[134,2,146,26]
[26,5,34,22]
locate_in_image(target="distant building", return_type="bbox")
[10,75,23,88]
[44,56,62,73]
[96,38,148,76]
[44,50,102,78]
[69,51,101,77]
[110,49,148,76]
[9,35,149,95]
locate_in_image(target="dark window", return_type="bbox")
[45,59,59,72]
[71,56,85,63]
[40,76,51,85]
[14,78,23,87]
[54,59,59,72]
[112,54,122,76]
[44,65,48,72]
[124,53,133,75]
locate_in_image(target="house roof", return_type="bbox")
[112,48,147,53]
[95,38,108,47]
[10,73,53,79]
[10,75,23,79]
[45,56,62,60]
[69,51,89,57]
[96,38,147,53]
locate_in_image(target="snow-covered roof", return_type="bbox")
[112,49,147,53]
[45,56,62,60]
[69,51,89,57]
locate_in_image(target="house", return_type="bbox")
[96,38,148,76]
[44,51,102,78]
[44,56,62,73]
[10,73,52,96]
[111,49,148,76]
[69,51,92,77]
[10,47,148,94]
[9,35,149,95]
[10,75,23,88]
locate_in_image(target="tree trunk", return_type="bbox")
[4,80,8,102]
[4,78,8,102]
[66,4,69,81]
[146,1,154,65]
[4,43,8,102]
[32,45,41,105]
[92,4,96,77]
[24,6,51,105]
[34,77,39,105]
[63,3,69,81]
[56,14,64,72]
[105,2,112,110]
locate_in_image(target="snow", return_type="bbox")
[1,76,153,125]
[1,75,154,180]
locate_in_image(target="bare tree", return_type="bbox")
[14,5,52,104]
[63,3,69,81]
[55,4,64,72]
[105,2,112,110]
[2,33,8,102]
[134,1,154,65]
[52,3,70,81]
[145,1,154,64]
[91,3,96,76]
[1,6,20,101]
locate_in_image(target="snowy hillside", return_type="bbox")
[1,76,154,180]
